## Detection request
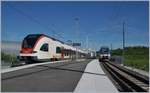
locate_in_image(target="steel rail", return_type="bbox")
[101,62,149,92]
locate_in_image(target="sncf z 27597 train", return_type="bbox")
[18,34,87,64]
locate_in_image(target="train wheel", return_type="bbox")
[99,59,101,62]
[25,61,32,64]
[55,58,58,61]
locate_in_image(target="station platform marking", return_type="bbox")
[74,59,118,93]
[1,60,70,73]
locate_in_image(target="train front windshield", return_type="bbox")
[22,35,40,48]
[100,48,110,54]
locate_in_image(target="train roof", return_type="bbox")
[26,34,64,44]
[26,34,87,53]
[100,46,109,48]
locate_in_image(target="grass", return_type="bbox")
[112,46,149,72]
[124,54,149,71]
[1,52,20,65]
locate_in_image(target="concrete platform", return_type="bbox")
[1,60,70,73]
[74,59,118,93]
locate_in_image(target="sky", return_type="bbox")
[1,1,149,50]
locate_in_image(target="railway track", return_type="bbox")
[101,61,149,92]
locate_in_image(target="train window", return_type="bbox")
[56,47,61,53]
[100,47,110,54]
[22,35,41,48]
[40,43,48,52]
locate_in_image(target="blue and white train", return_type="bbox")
[99,46,111,62]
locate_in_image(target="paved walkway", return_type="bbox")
[1,60,70,73]
[2,60,90,92]
[74,59,118,93]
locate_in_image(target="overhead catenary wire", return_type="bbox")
[7,4,64,39]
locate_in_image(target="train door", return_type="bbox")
[38,43,50,60]
[61,47,64,60]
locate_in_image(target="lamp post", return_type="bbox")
[75,17,79,60]
[122,21,125,65]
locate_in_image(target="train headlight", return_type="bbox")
[100,55,103,58]
[108,54,111,57]
[32,51,37,53]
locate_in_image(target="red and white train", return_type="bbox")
[18,34,87,64]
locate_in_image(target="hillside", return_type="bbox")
[112,46,149,71]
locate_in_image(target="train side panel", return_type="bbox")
[34,37,52,60]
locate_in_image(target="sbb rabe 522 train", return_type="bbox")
[18,34,87,64]
[99,46,111,62]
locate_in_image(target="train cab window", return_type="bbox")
[40,43,48,52]
[22,35,41,48]
[56,47,61,53]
